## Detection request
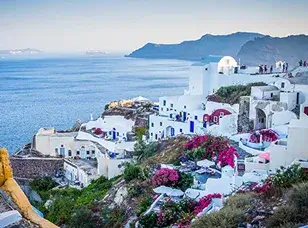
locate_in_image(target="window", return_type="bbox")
[220,112,224,117]
[86,151,90,155]
[155,134,158,140]
[180,129,183,133]
[194,115,198,120]
[68,150,72,156]
[55,148,58,154]
[163,100,166,106]
[117,132,119,136]
[160,122,163,126]
[151,123,154,127]
[205,68,208,71]
[61,145,64,147]
[166,108,169,111]
[161,107,163,111]
[92,150,95,154]
[109,131,112,135]
[171,103,173,108]
[271,93,273,97]
[76,151,80,155]
[174,109,176,112]
[184,105,187,109]
[281,82,285,88]
[213,116,218,123]
[151,133,153,136]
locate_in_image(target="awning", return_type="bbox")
[258,152,270,160]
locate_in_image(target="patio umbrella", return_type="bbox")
[258,152,270,160]
[153,186,184,196]
[197,159,215,168]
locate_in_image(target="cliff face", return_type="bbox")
[237,35,308,67]
[126,32,264,61]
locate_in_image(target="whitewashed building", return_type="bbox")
[268,103,308,170]
[149,56,282,140]
[249,85,298,130]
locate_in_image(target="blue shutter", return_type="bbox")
[190,121,194,133]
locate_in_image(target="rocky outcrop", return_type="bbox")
[237,96,253,133]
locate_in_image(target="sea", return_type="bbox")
[0,54,192,154]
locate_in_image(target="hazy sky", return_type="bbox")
[1,0,307,52]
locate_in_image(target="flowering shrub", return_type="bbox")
[193,193,222,215]
[249,129,279,143]
[93,128,103,135]
[184,134,239,168]
[173,214,194,228]
[152,168,180,187]
[184,135,229,160]
[217,146,239,168]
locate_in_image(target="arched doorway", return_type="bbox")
[255,108,266,130]
[166,126,175,137]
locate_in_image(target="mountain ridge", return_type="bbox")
[126,32,265,61]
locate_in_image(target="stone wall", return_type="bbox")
[9,157,64,179]
[238,96,253,133]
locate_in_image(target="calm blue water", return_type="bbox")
[0,54,192,153]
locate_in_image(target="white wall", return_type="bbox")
[97,157,132,179]
[268,142,288,171]
[280,92,297,110]
[273,78,294,92]
[287,121,308,162]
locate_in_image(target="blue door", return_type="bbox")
[80,147,86,159]
[169,114,172,118]
[60,147,65,156]
[203,122,207,128]
[171,128,175,136]
[112,128,116,140]
[190,121,194,133]
[183,112,187,121]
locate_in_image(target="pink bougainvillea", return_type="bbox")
[184,134,239,168]
[217,146,239,168]
[152,168,180,187]
[193,193,222,215]
[249,129,279,143]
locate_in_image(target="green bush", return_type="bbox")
[133,140,157,161]
[136,197,153,216]
[100,206,126,228]
[104,103,109,110]
[127,184,143,198]
[135,127,147,140]
[271,164,308,188]
[47,196,77,225]
[30,176,58,192]
[123,163,142,182]
[191,206,245,228]
[177,172,194,191]
[139,212,157,227]
[287,182,308,210]
[224,193,255,210]
[69,206,98,228]
[265,204,300,227]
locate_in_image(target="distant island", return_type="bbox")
[126,32,308,66]
[86,50,109,55]
[0,48,42,55]
[125,32,264,61]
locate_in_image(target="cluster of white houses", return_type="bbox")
[33,115,135,186]
[32,55,308,186]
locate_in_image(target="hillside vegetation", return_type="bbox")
[207,82,267,105]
